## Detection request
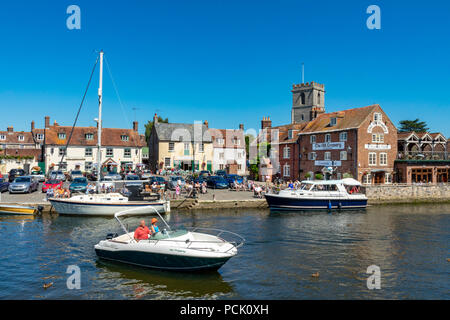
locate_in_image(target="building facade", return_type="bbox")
[209,125,246,175]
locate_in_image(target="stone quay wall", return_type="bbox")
[365,183,450,204]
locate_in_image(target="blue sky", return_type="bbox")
[0,0,449,136]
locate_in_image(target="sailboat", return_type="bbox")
[49,51,170,216]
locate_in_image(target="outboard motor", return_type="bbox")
[37,205,44,215]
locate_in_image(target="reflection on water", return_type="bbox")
[0,203,449,299]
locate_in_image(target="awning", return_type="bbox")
[370,169,387,173]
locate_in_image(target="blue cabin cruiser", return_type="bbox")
[264,178,367,211]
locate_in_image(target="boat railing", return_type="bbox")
[186,227,245,250]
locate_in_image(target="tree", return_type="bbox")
[145,116,169,142]
[398,119,429,133]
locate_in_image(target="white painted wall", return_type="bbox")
[212,148,246,175]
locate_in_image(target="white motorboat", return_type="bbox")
[49,192,169,216]
[265,178,368,211]
[94,206,245,271]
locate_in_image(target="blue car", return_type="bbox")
[69,177,88,193]
[0,178,9,193]
[224,174,243,187]
[206,176,229,189]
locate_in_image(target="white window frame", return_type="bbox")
[324,152,331,161]
[18,135,24,141]
[85,147,92,157]
[380,152,387,166]
[369,152,377,166]
[339,131,347,142]
[284,146,291,159]
[372,133,384,143]
[199,143,204,153]
[59,147,66,156]
[168,142,175,152]
[340,151,347,161]
[308,152,316,160]
[330,117,337,126]
[85,133,94,140]
[310,135,316,144]
[58,133,66,140]
[385,172,392,184]
[121,135,129,142]
[363,174,372,184]
[325,134,331,143]
[124,148,131,158]
[106,148,113,157]
[164,157,171,167]
[283,164,290,177]
[0,135,5,141]
[374,112,382,122]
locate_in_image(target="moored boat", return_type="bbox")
[0,204,42,215]
[94,206,245,271]
[265,178,367,211]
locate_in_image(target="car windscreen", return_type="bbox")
[73,178,87,183]
[72,171,82,175]
[47,180,60,184]
[15,177,30,183]
[126,176,139,180]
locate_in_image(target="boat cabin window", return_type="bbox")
[299,183,312,191]
[311,184,338,191]
[345,185,361,194]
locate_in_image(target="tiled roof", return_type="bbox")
[209,128,245,149]
[44,125,146,147]
[0,130,36,145]
[154,123,212,142]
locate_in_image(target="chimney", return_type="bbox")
[261,116,272,130]
[31,121,35,131]
[54,120,58,126]
[7,126,13,133]
[153,113,158,124]
[204,120,209,129]
[45,116,50,128]
[239,123,244,131]
[133,121,138,132]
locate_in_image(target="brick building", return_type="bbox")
[298,104,398,184]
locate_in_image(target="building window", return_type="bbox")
[199,143,204,152]
[301,93,305,105]
[164,157,171,167]
[59,147,66,156]
[308,152,316,160]
[372,133,384,143]
[85,133,94,140]
[330,118,337,126]
[283,146,291,159]
[238,164,242,170]
[106,148,113,157]
[120,135,128,142]
[374,113,382,122]
[237,152,242,159]
[232,138,240,145]
[0,135,5,140]
[36,134,44,140]
[219,152,224,160]
[18,135,24,141]
[301,114,304,121]
[310,135,316,144]
[58,133,66,140]
[216,138,224,145]
[288,130,293,139]
[283,164,290,177]
[324,152,331,161]
[380,153,387,165]
[369,152,377,165]
[325,134,331,143]
[85,162,93,171]
[363,174,372,184]
[85,147,92,157]
[339,132,347,141]
[340,151,347,160]
[168,142,175,152]
[219,164,224,170]
[124,148,131,158]
[385,172,392,184]
[184,142,190,155]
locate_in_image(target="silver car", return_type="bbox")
[69,170,84,181]
[168,176,185,190]
[9,176,39,193]
[49,170,66,182]
[106,172,122,181]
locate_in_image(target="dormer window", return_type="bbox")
[288,130,293,140]
[36,134,44,140]
[121,135,129,141]
[85,133,94,140]
[0,135,6,140]
[18,135,24,141]
[58,133,66,140]
[330,117,337,126]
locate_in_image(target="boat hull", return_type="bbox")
[49,199,166,216]
[95,248,231,271]
[265,194,367,210]
[0,205,36,215]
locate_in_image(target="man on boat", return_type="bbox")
[134,220,151,242]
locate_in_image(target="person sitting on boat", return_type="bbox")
[134,220,150,242]
[288,181,294,189]
[150,218,160,234]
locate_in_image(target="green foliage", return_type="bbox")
[145,116,169,142]
[315,173,324,180]
[398,119,429,133]
[304,172,311,179]
[343,172,353,179]
[0,155,34,160]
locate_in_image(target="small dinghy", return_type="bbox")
[0,204,43,216]
[94,206,245,271]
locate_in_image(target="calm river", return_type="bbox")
[0,204,449,299]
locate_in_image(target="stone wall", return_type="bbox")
[365,184,450,203]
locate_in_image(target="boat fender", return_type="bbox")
[327,201,332,210]
[37,206,44,215]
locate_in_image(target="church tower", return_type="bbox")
[291,81,325,124]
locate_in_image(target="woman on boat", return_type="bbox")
[150,218,159,234]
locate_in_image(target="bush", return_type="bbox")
[343,173,353,179]
[315,173,323,180]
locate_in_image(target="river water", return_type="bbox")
[0,204,448,300]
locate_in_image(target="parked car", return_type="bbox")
[206,176,229,189]
[149,176,167,189]
[199,170,211,177]
[124,174,142,187]
[69,170,84,181]
[30,169,45,182]
[42,179,64,193]
[69,177,89,193]
[0,177,9,192]
[9,176,39,193]
[168,176,186,190]
[139,170,152,180]
[224,174,244,187]
[49,170,66,182]
[215,170,227,177]
[8,169,26,183]
[99,176,115,190]
[106,172,122,181]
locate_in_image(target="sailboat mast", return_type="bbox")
[97,50,104,183]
